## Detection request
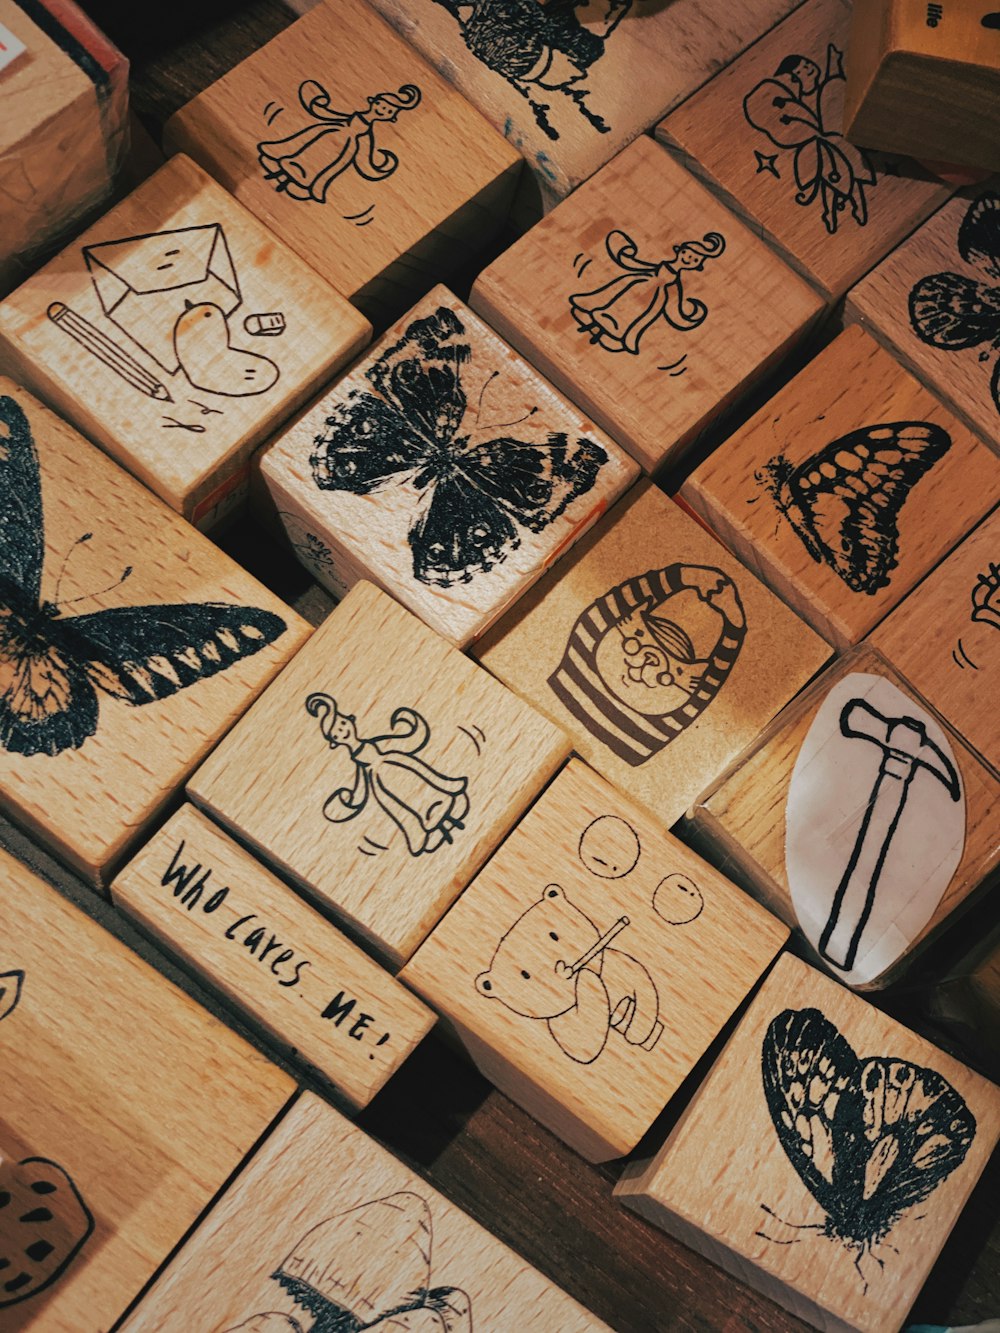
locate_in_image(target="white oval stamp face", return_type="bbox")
[786,672,965,986]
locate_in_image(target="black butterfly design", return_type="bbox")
[760,1008,976,1279]
[309,306,608,588]
[0,394,287,758]
[755,421,951,594]
[909,190,1000,418]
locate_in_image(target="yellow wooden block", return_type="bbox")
[688,647,1000,989]
[261,285,638,648]
[473,482,831,828]
[682,327,1000,649]
[401,758,787,1162]
[469,136,824,474]
[188,581,570,965]
[870,505,1000,775]
[119,1090,606,1332]
[0,154,370,527]
[0,381,310,886]
[369,0,799,208]
[0,845,294,1332]
[164,0,521,323]
[615,952,1000,1333]
[111,804,436,1110]
[654,0,952,302]
[846,182,1000,455]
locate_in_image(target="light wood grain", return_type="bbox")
[0,153,370,526]
[111,804,436,1109]
[616,952,1000,1333]
[0,381,310,885]
[164,0,521,323]
[261,284,638,648]
[0,845,294,1332]
[682,327,1000,649]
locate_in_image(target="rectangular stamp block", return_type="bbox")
[401,758,787,1162]
[615,952,1000,1333]
[261,285,638,647]
[682,327,1000,649]
[188,580,571,965]
[164,0,521,322]
[0,845,294,1332]
[111,804,436,1110]
[473,481,831,829]
[470,136,824,474]
[0,381,310,885]
[688,646,1000,989]
[0,154,371,526]
[655,0,952,301]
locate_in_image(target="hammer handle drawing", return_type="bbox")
[568,916,629,976]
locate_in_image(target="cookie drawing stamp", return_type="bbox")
[0,1157,95,1310]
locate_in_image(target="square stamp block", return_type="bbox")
[0,154,370,527]
[470,136,824,474]
[846,182,1000,454]
[615,953,1000,1333]
[369,0,798,208]
[112,804,436,1110]
[870,505,1000,775]
[688,647,1000,989]
[400,758,788,1162]
[164,0,521,323]
[654,0,951,302]
[261,286,638,648]
[188,580,571,965]
[681,327,1000,649]
[0,845,294,1332]
[473,482,831,828]
[0,381,310,886]
[119,1091,606,1332]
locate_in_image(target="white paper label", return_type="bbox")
[0,23,27,73]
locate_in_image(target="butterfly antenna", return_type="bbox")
[473,370,499,423]
[57,565,134,609]
[51,532,93,605]
[479,406,539,431]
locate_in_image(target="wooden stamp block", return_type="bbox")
[846,182,1000,454]
[688,647,1000,989]
[615,952,1000,1333]
[400,758,788,1162]
[119,1090,606,1332]
[682,327,1000,649]
[470,137,824,474]
[0,381,310,885]
[187,581,570,965]
[261,286,638,648]
[654,0,952,302]
[0,844,294,1332]
[369,0,799,208]
[0,154,370,527]
[111,804,436,1110]
[473,482,831,828]
[871,505,1000,774]
[164,0,521,323]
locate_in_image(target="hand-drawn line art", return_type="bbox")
[759,1007,976,1289]
[953,560,1000,669]
[578,814,640,878]
[244,312,286,337]
[161,416,206,434]
[743,43,878,235]
[432,0,632,141]
[307,693,470,857]
[310,305,608,587]
[549,564,747,767]
[909,190,1000,418]
[458,722,486,756]
[755,421,952,594]
[476,884,662,1064]
[569,229,726,356]
[0,1157,95,1308]
[257,81,422,208]
[0,394,288,758]
[652,873,704,925]
[818,697,961,972]
[0,968,24,1021]
[224,1315,304,1332]
[81,224,281,399]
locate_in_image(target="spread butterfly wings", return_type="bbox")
[759,421,951,594]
